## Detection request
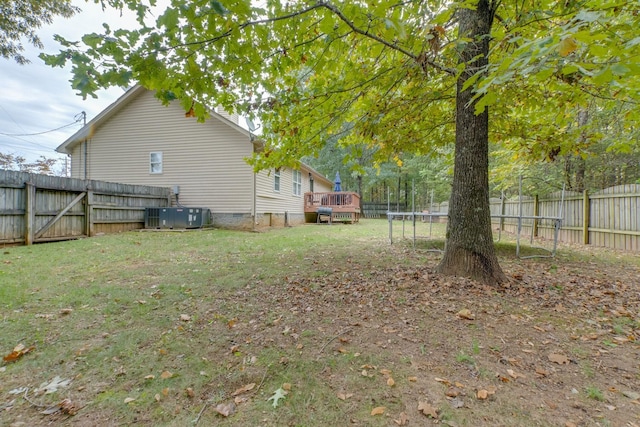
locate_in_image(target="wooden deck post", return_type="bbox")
[24,182,35,245]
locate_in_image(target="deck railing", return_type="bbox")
[304,192,361,212]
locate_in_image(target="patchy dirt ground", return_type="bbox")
[2,233,640,426]
[252,246,640,426]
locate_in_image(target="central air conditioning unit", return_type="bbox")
[145,207,211,229]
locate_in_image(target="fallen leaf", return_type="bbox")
[58,398,77,415]
[622,390,640,400]
[37,376,71,395]
[371,406,385,416]
[124,397,136,403]
[408,376,418,382]
[41,404,62,415]
[234,396,248,404]
[154,393,161,402]
[449,397,465,409]
[144,374,155,380]
[179,314,191,321]
[160,371,173,379]
[267,387,287,408]
[214,401,236,417]
[185,388,195,398]
[457,308,475,320]
[548,353,570,365]
[282,383,292,391]
[535,367,550,376]
[387,377,395,387]
[418,401,438,418]
[394,411,409,425]
[232,383,256,396]
[507,369,525,379]
[545,400,558,410]
[3,344,35,363]
[445,388,459,397]
[380,369,392,376]
[337,392,354,400]
[477,390,489,400]
[60,308,73,315]
[435,377,451,386]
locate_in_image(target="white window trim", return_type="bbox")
[274,168,281,192]
[150,152,163,174]
[293,170,302,196]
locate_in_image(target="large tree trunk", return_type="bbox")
[437,0,508,285]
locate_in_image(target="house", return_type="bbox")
[56,85,333,229]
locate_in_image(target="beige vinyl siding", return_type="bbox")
[70,90,254,213]
[256,167,310,214]
[312,176,332,193]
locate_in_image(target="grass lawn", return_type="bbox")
[1,219,639,426]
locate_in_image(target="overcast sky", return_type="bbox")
[0,1,143,163]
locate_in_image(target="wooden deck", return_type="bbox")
[304,192,361,223]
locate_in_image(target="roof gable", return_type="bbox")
[56,85,251,154]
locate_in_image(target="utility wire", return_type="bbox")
[0,119,82,137]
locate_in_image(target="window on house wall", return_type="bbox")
[150,152,163,174]
[309,174,314,192]
[293,170,302,196]
[274,168,281,192]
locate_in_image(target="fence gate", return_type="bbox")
[1,170,171,245]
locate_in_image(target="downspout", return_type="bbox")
[250,134,258,231]
[82,111,87,180]
[253,170,257,231]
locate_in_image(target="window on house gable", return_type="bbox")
[293,170,302,196]
[150,152,163,174]
[274,168,281,192]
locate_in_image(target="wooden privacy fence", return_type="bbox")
[1,170,171,245]
[392,183,640,251]
[489,184,640,251]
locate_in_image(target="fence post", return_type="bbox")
[533,194,539,237]
[24,182,35,245]
[500,193,506,231]
[583,189,590,245]
[85,190,94,237]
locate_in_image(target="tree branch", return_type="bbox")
[315,1,457,76]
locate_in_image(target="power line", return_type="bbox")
[0,119,82,137]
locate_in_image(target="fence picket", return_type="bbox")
[1,170,170,245]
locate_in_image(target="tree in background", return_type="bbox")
[492,96,640,198]
[0,151,63,175]
[0,0,79,64]
[42,1,639,284]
